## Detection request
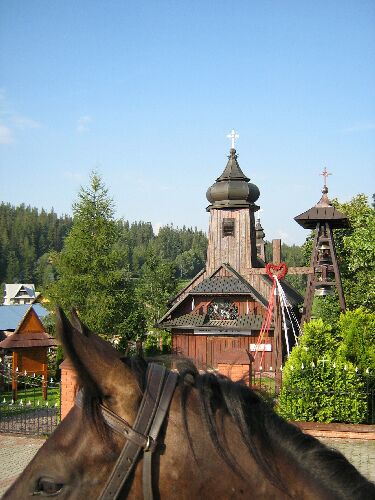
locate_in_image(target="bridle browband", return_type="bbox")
[75,363,178,500]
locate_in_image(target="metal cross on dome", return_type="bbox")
[320,166,332,187]
[227,129,239,149]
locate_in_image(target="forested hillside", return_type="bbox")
[0,203,72,286]
[0,202,207,292]
[0,200,307,296]
[117,220,207,278]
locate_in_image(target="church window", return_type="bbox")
[208,300,238,320]
[222,218,235,236]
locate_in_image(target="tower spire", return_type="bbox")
[205,135,260,272]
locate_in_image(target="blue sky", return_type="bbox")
[1,0,374,244]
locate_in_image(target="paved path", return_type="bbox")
[0,435,45,498]
[321,437,375,483]
[0,435,374,497]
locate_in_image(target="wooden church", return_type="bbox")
[157,139,302,383]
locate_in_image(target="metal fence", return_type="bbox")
[0,363,60,436]
[252,369,375,425]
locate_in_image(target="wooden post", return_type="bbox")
[12,351,18,401]
[326,224,346,312]
[301,224,320,326]
[272,239,281,265]
[42,364,48,400]
[0,351,4,390]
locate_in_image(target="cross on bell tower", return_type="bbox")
[320,167,331,188]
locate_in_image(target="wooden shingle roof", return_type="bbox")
[160,313,268,331]
[0,306,58,349]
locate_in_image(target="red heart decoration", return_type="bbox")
[266,262,288,280]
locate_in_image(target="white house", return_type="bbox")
[3,284,37,305]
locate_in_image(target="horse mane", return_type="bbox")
[177,360,374,500]
[76,353,373,499]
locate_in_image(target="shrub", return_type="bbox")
[278,318,367,423]
[337,308,375,385]
[144,330,172,356]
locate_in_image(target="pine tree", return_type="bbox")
[48,172,142,343]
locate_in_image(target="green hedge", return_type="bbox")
[278,317,370,423]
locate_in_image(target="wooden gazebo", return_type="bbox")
[0,305,57,400]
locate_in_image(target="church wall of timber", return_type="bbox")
[172,332,275,372]
[246,274,273,301]
[207,209,257,273]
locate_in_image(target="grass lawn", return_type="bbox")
[0,386,60,407]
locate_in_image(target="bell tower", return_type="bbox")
[205,132,260,274]
[294,168,349,326]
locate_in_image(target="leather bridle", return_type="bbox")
[75,363,178,500]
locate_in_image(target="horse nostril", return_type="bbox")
[34,477,64,496]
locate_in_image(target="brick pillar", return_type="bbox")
[59,358,79,420]
[217,363,250,385]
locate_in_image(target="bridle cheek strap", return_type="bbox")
[88,363,178,500]
[142,369,178,500]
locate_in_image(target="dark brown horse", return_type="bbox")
[4,308,375,499]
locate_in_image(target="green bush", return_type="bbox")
[337,308,375,386]
[278,318,367,423]
[144,330,172,356]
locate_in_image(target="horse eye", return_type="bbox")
[34,477,64,496]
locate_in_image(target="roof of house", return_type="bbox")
[0,304,50,331]
[4,284,36,299]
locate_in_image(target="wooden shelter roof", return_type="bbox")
[294,187,349,229]
[0,306,58,349]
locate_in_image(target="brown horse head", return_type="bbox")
[4,308,375,499]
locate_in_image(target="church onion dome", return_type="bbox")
[206,148,260,211]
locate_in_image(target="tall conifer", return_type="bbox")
[48,172,141,342]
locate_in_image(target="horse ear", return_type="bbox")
[69,308,120,359]
[70,308,90,337]
[55,307,137,399]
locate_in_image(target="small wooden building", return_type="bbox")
[0,305,57,399]
[158,145,302,383]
